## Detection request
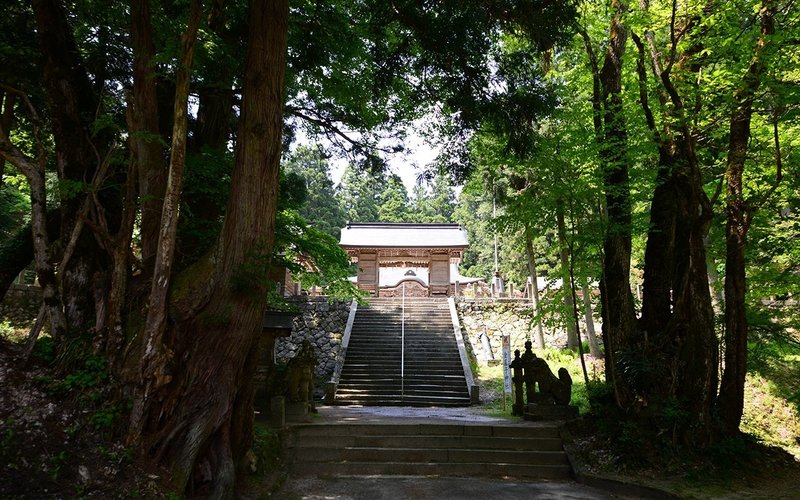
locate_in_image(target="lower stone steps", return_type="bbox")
[285,422,571,480]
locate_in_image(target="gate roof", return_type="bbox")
[339,223,468,249]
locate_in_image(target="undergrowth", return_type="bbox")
[475,344,599,416]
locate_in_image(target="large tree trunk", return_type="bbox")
[128,0,289,496]
[31,0,111,336]
[633,0,719,445]
[131,0,203,443]
[595,0,639,403]
[718,0,775,437]
[130,0,166,274]
[0,102,66,341]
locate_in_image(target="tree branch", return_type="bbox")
[286,105,397,156]
[631,31,659,139]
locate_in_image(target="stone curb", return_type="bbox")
[559,426,680,500]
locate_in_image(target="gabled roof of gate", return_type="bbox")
[339,222,468,249]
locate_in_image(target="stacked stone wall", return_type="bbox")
[275,298,351,380]
[457,300,572,361]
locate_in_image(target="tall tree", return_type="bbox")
[717,0,778,436]
[126,0,290,495]
[31,0,115,338]
[337,163,381,222]
[283,146,346,238]
[378,174,412,222]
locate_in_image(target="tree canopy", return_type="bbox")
[1,0,798,496]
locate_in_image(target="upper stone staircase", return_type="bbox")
[333,297,471,407]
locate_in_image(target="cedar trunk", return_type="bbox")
[129,0,289,496]
[718,0,775,436]
[596,0,639,402]
[31,0,109,335]
[130,0,166,273]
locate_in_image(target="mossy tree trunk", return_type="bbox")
[126,0,289,496]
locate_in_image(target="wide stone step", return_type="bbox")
[338,374,465,382]
[292,446,568,466]
[335,389,468,399]
[290,434,564,451]
[285,420,570,479]
[289,461,571,479]
[331,395,471,406]
[292,423,562,439]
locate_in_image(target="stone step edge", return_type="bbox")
[287,462,573,479]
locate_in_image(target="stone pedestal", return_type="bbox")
[269,396,286,428]
[286,401,310,422]
[469,385,480,405]
[325,381,337,403]
[523,403,579,421]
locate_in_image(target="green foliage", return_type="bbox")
[0,321,15,340]
[283,147,346,238]
[177,147,234,266]
[88,401,126,431]
[251,423,282,475]
[55,354,108,393]
[743,323,800,457]
[0,177,30,242]
[56,178,88,201]
[48,450,68,481]
[377,175,412,222]
[336,164,382,223]
[31,335,55,364]
[273,209,361,300]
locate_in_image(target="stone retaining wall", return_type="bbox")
[457,299,574,362]
[275,298,351,380]
[272,298,582,382]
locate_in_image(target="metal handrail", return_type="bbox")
[401,283,405,401]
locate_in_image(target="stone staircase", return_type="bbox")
[285,422,572,480]
[333,298,471,407]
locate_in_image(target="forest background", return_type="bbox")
[1,0,799,497]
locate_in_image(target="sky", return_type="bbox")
[328,132,441,194]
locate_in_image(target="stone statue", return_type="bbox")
[284,340,317,412]
[510,340,576,419]
[530,360,573,406]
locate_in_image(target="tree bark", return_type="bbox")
[524,225,546,349]
[131,0,203,443]
[633,0,719,444]
[128,0,289,495]
[718,0,775,437]
[556,198,578,349]
[31,0,110,335]
[582,280,601,357]
[595,0,639,403]
[0,101,66,342]
[130,0,166,274]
